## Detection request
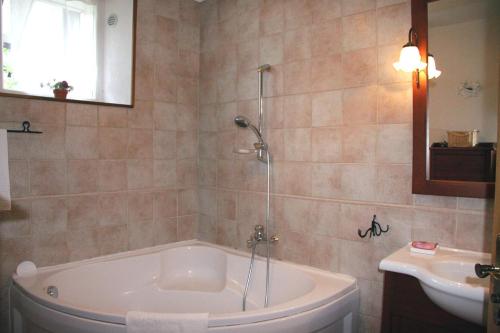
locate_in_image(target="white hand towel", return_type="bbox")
[0,129,11,211]
[126,311,208,333]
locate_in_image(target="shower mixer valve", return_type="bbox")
[247,225,279,248]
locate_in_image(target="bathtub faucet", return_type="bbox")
[247,225,279,248]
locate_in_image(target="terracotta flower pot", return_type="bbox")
[53,89,68,100]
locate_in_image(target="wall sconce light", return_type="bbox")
[427,54,442,79]
[393,27,427,87]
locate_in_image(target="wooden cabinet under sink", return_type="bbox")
[381,272,485,333]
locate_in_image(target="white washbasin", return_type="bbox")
[379,244,490,325]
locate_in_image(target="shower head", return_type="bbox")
[234,115,264,144]
[234,115,251,128]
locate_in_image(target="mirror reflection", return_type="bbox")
[1,0,134,106]
[427,0,500,182]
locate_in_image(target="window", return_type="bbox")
[1,0,97,100]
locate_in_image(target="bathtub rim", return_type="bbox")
[12,240,358,327]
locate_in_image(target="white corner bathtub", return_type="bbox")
[10,240,359,333]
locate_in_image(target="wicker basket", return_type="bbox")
[447,130,478,147]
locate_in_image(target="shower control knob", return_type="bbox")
[475,263,500,278]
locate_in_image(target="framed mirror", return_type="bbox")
[412,0,499,198]
[0,0,136,107]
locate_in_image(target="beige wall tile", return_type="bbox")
[273,161,312,195]
[310,0,341,23]
[263,64,284,96]
[218,190,237,220]
[97,225,128,255]
[342,0,376,15]
[413,194,457,209]
[260,0,284,36]
[67,160,98,194]
[129,101,154,129]
[99,128,128,159]
[284,60,311,94]
[456,213,492,252]
[311,19,342,57]
[178,215,198,240]
[128,129,154,159]
[343,85,377,124]
[342,47,377,88]
[98,106,128,128]
[284,94,312,128]
[67,104,97,127]
[376,164,412,204]
[312,128,342,162]
[198,159,217,186]
[377,83,412,123]
[199,105,218,131]
[67,228,99,261]
[128,219,155,250]
[238,8,260,42]
[283,197,311,233]
[217,70,237,103]
[66,195,98,231]
[413,209,456,247]
[260,34,284,66]
[285,0,312,30]
[177,131,197,159]
[28,126,66,160]
[238,40,259,72]
[154,102,177,131]
[9,160,29,198]
[30,160,66,195]
[311,54,343,91]
[177,159,198,188]
[311,90,343,127]
[98,160,128,191]
[376,124,412,163]
[342,11,376,52]
[154,130,177,159]
[33,232,69,266]
[65,127,98,159]
[154,217,178,245]
[98,193,128,227]
[155,190,178,219]
[31,198,67,236]
[342,125,377,162]
[376,2,410,46]
[284,28,312,62]
[237,70,259,101]
[284,129,312,161]
[128,192,154,222]
[154,159,177,187]
[127,159,154,189]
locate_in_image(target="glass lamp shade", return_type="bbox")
[427,55,442,79]
[393,45,427,72]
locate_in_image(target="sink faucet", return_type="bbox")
[247,225,279,248]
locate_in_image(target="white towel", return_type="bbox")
[0,129,10,211]
[126,311,208,333]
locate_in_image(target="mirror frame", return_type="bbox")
[0,0,137,108]
[411,0,495,198]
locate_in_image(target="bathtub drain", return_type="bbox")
[46,286,58,298]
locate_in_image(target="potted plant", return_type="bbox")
[44,80,73,99]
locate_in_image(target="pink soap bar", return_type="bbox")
[411,241,438,250]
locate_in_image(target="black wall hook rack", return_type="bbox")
[7,121,42,134]
[358,215,389,238]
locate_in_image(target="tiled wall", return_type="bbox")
[0,0,200,327]
[197,0,493,331]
